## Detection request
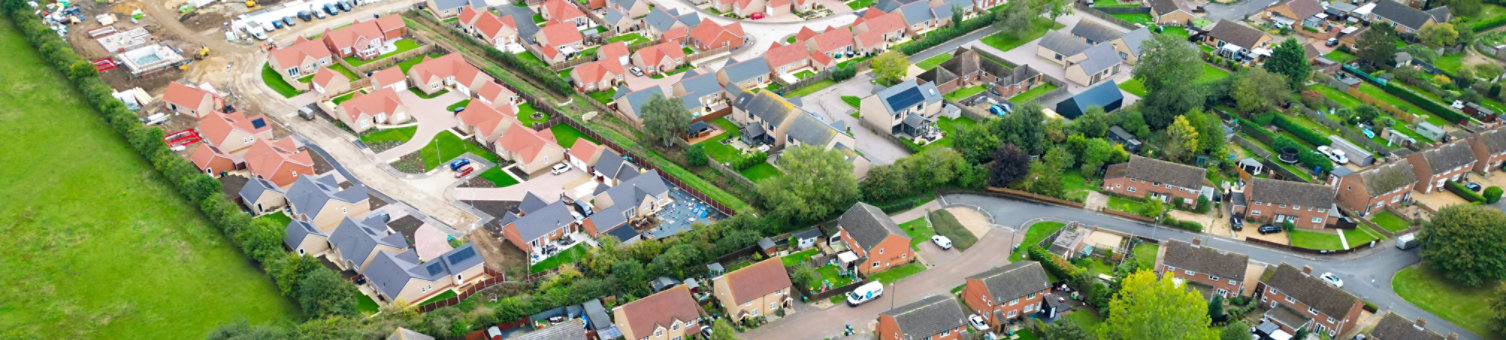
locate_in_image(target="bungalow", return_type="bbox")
[475,81,520,110]
[877,295,968,340]
[603,8,637,34]
[244,138,315,188]
[643,8,701,40]
[1467,127,1506,172]
[1330,159,1417,216]
[335,88,409,132]
[1259,264,1364,337]
[189,145,238,176]
[1260,0,1324,28]
[584,171,672,237]
[374,15,407,40]
[687,19,747,51]
[852,9,907,54]
[457,6,520,49]
[198,111,272,154]
[614,86,667,123]
[286,173,371,231]
[672,70,726,114]
[590,149,639,187]
[916,47,996,93]
[797,26,855,60]
[364,243,487,304]
[1369,312,1452,340]
[407,53,495,97]
[496,121,566,174]
[1404,140,1477,193]
[612,286,706,340]
[1108,27,1152,64]
[1102,155,1208,207]
[1203,20,1273,63]
[1054,80,1122,118]
[456,100,518,143]
[567,138,605,171]
[610,0,651,18]
[572,58,627,92]
[1036,31,1092,66]
[427,0,489,19]
[1070,20,1125,45]
[1063,43,1122,86]
[321,18,403,60]
[860,79,944,139]
[500,199,578,254]
[716,57,773,89]
[631,42,688,74]
[960,262,1051,330]
[371,66,408,92]
[535,21,587,63]
[712,258,794,322]
[896,2,940,34]
[542,0,590,30]
[1240,178,1338,229]
[238,176,286,216]
[785,111,857,151]
[163,81,224,118]
[268,37,334,82]
[833,202,914,275]
[1147,0,1194,25]
[1156,239,1250,299]
[1370,0,1449,34]
[729,85,800,146]
[309,67,351,97]
[326,214,410,272]
[764,42,834,80]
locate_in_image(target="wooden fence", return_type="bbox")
[708,157,760,190]
[982,187,1086,207]
[774,68,835,96]
[417,268,509,312]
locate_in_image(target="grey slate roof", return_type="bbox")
[676,10,702,27]
[932,0,972,14]
[874,0,913,12]
[1120,27,1153,56]
[1119,156,1206,190]
[838,202,905,251]
[1476,127,1506,154]
[1357,160,1417,198]
[520,192,549,213]
[969,261,1051,303]
[874,79,943,115]
[1207,19,1267,48]
[1419,140,1477,174]
[721,57,772,85]
[366,242,486,299]
[1370,312,1445,340]
[511,201,577,242]
[1426,6,1451,23]
[583,299,614,331]
[283,219,325,250]
[645,8,680,32]
[1055,80,1122,119]
[929,4,954,21]
[733,87,799,125]
[498,6,541,42]
[1161,240,1248,281]
[1373,0,1434,30]
[786,113,842,146]
[1077,43,1122,74]
[329,214,407,268]
[605,171,670,209]
[1247,178,1334,209]
[619,86,667,118]
[1070,20,1123,45]
[238,176,282,206]
[431,0,486,11]
[678,70,724,111]
[604,8,627,25]
[897,2,935,26]
[794,228,823,240]
[286,173,367,221]
[594,149,638,181]
[612,0,640,11]
[883,295,967,339]
[1038,31,1090,56]
[1264,263,1360,319]
[1148,0,1187,15]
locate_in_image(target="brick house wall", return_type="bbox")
[713,285,792,321]
[877,315,966,340]
[1333,175,1413,216]
[1155,263,1245,298]
[1468,138,1506,173]
[1406,153,1475,193]
[1243,201,1333,229]
[1259,285,1365,336]
[840,231,915,276]
[1101,176,1201,207]
[501,223,572,254]
[960,279,1049,328]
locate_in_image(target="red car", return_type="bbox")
[749,12,764,19]
[454,165,475,178]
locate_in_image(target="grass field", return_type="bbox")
[261,63,301,98]
[786,79,836,97]
[1010,82,1058,103]
[982,18,1061,52]
[697,118,744,163]
[1197,64,1231,83]
[916,53,954,70]
[930,209,978,250]
[1308,84,1433,143]
[516,103,549,127]
[550,123,598,148]
[1064,309,1105,333]
[1012,221,1066,261]
[1393,265,1498,337]
[900,216,937,249]
[477,167,520,187]
[413,131,502,171]
[1061,171,1096,202]
[0,19,300,338]
[1344,225,1384,247]
[868,262,926,284]
[359,126,418,145]
[1370,211,1412,232]
[588,88,617,105]
[1111,13,1153,26]
[1118,78,1147,96]
[739,163,783,182]
[1289,229,1344,250]
[945,84,988,102]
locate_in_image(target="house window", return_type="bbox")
[1008,310,1018,318]
[1009,298,1018,305]
[1209,275,1219,281]
[1128,187,1137,192]
[770,302,778,310]
[1327,317,1335,323]
[1312,217,1321,223]
[1308,307,1319,315]
[1279,203,1287,208]
[654,329,664,337]
[1285,296,1295,303]
[1184,270,1194,276]
[1293,205,1300,210]
[941,329,951,336]
[1252,210,1262,216]
[872,261,880,268]
[1216,288,1227,296]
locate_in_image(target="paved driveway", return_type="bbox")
[450,167,588,201]
[797,73,911,166]
[375,90,467,162]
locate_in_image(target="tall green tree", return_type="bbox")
[1207,294,1226,323]
[1162,115,1200,162]
[1184,108,1223,155]
[994,101,1049,155]
[640,93,693,148]
[1133,34,1205,128]
[1069,106,1111,138]
[1419,22,1459,48]
[207,320,292,340]
[1220,321,1251,340]
[871,51,910,85]
[1439,0,1482,20]
[1263,38,1311,90]
[1420,205,1506,287]
[1233,68,1289,114]
[954,123,1002,164]
[993,0,1037,39]
[1100,271,1219,340]
[1033,0,1072,21]
[860,164,913,203]
[1356,22,1399,70]
[755,145,859,223]
[296,269,359,318]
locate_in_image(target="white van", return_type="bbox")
[1396,232,1418,250]
[846,281,884,306]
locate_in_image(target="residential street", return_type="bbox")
[797,72,914,166]
[643,0,860,62]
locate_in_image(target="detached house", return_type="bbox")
[163,81,223,118]
[474,81,520,109]
[729,85,800,146]
[542,0,590,29]
[566,139,605,171]
[1405,140,1477,193]
[1064,43,1122,86]
[611,0,652,18]
[496,121,567,174]
[643,8,700,42]
[1259,264,1364,337]
[1102,156,1209,207]
[190,144,238,177]
[364,243,487,304]
[613,286,706,340]
[1369,312,1452,340]
[860,79,944,140]
[717,57,773,89]
[1239,178,1338,229]
[1467,127,1506,172]
[852,9,907,54]
[1203,20,1273,62]
[407,53,496,97]
[238,176,286,216]
[570,42,630,92]
[309,67,352,97]
[764,41,834,79]
[613,86,667,123]
[500,199,578,254]
[1156,239,1250,299]
[1370,0,1449,34]
[895,2,941,34]
[673,70,727,114]
[1260,0,1324,28]
[688,19,747,51]
[371,67,408,92]
[1036,31,1091,66]
[335,88,409,132]
[1330,160,1417,215]
[535,21,587,63]
[456,100,518,144]
[286,173,371,231]
[712,257,794,322]
[457,6,520,49]
[268,37,334,83]
[1148,0,1194,25]
[583,171,673,238]
[714,0,766,17]
[833,202,914,275]
[327,215,411,272]
[960,262,1051,330]
[321,18,405,60]
[877,295,968,340]
[199,111,272,154]
[631,42,688,75]
[244,138,315,188]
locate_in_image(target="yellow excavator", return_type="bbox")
[193,45,208,60]
[245,0,256,8]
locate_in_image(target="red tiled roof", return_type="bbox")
[323,19,383,51]
[372,66,406,89]
[722,258,793,305]
[269,37,333,69]
[805,26,854,53]
[496,121,559,163]
[662,26,689,43]
[634,42,687,66]
[544,0,586,21]
[458,6,483,24]
[765,42,814,69]
[600,42,631,63]
[589,0,607,9]
[375,14,405,33]
[163,82,214,110]
[689,19,745,49]
[476,81,516,103]
[538,21,585,52]
[189,144,235,171]
[458,100,517,137]
[408,54,489,88]
[795,26,820,41]
[338,87,405,121]
[244,138,313,185]
[568,138,601,162]
[311,67,342,87]
[572,59,625,84]
[198,111,269,148]
[769,0,790,7]
[616,286,704,339]
[473,10,518,41]
[855,11,904,46]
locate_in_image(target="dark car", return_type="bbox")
[1257,224,1281,235]
[297,10,313,21]
[1230,217,1243,231]
[1467,182,1483,191]
[448,158,472,171]
[282,16,296,27]
[324,3,340,15]
[337,0,353,11]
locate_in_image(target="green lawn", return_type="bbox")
[588,88,617,105]
[1324,49,1356,63]
[1131,243,1159,268]
[261,63,301,98]
[359,126,418,145]
[1288,229,1345,250]
[795,70,816,80]
[1084,258,1116,277]
[868,262,926,284]
[1117,78,1147,96]
[1061,171,1096,201]
[916,53,954,70]
[1010,82,1058,103]
[1433,53,1465,75]
[846,0,874,10]
[1310,84,1433,143]
[328,63,360,80]
[418,290,458,306]
[515,51,546,67]
[782,249,819,266]
[786,79,836,97]
[356,294,380,314]
[344,39,421,67]
[1370,211,1412,232]
[1107,195,1149,213]
[0,21,300,338]
[1012,221,1066,261]
[476,167,520,187]
[1111,13,1153,26]
[253,211,293,227]
[1093,0,1143,8]
[408,87,449,99]
[516,103,549,127]
[607,32,650,45]
[697,118,744,163]
[906,116,978,150]
[900,216,937,249]
[530,246,588,273]
[396,55,428,73]
[1159,26,1190,40]
[930,209,978,250]
[446,99,472,112]
[413,131,502,171]
[1064,309,1105,333]
[1357,83,1448,126]
[981,18,1061,52]
[814,265,855,290]
[1197,64,1231,83]
[331,91,358,105]
[550,123,597,148]
[842,95,862,109]
[945,84,988,102]
[1393,265,1498,337]
[1344,225,1383,247]
[739,163,783,182]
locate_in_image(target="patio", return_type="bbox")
[643,188,729,239]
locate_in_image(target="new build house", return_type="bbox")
[877,295,968,340]
[712,257,794,322]
[860,79,944,140]
[285,173,371,231]
[614,286,707,340]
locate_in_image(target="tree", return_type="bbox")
[1113,109,1150,139]
[1419,205,1506,287]
[1263,38,1311,90]
[1233,68,1289,114]
[903,148,967,191]
[1033,0,1072,21]
[1139,197,1166,219]
[296,268,359,317]
[791,263,820,290]
[686,144,708,166]
[1069,106,1111,138]
[1356,22,1399,70]
[951,5,963,26]
[1133,34,1205,128]
[1042,318,1096,340]
[1162,115,1200,162]
[1100,271,1219,340]
[988,144,1030,187]
[871,51,910,85]
[993,0,1037,39]
[1419,22,1459,48]
[954,123,1002,164]
[1079,138,1114,178]
[755,145,859,223]
[1487,186,1503,204]
[207,319,292,340]
[1184,109,1223,155]
[860,164,913,203]
[1492,284,1506,336]
[1352,104,1382,124]
[711,318,739,340]
[1220,321,1251,340]
[640,93,693,148]
[1207,294,1226,323]
[1440,0,1482,20]
[1042,146,1075,174]
[995,101,1049,155]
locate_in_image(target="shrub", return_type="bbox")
[685,144,708,167]
[1445,181,1487,202]
[731,151,768,171]
[1026,245,1084,279]
[1196,196,1211,213]
[1251,111,1277,125]
[1485,186,1503,203]
[1272,115,1331,146]
[1383,83,1470,124]
[1176,220,1204,232]
[1239,119,1275,144]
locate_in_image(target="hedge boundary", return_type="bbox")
[1272,114,1331,147]
[1382,82,1470,125]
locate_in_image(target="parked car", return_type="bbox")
[282,16,297,27]
[551,162,572,175]
[967,314,989,331]
[1326,38,1338,47]
[324,3,340,15]
[1466,182,1483,192]
[452,105,466,114]
[455,165,474,178]
[988,88,1001,97]
[1319,272,1344,288]
[1230,217,1243,231]
[1395,232,1419,250]
[1452,100,1466,110]
[931,235,952,250]
[313,9,327,19]
[336,0,353,11]
[297,10,312,21]
[252,29,269,40]
[846,281,884,306]
[629,66,644,76]
[448,158,472,171]
[270,19,284,29]
[749,12,764,19]
[1257,223,1281,234]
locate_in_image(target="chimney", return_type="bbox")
[1446,333,1458,340]
[1415,317,1427,328]
[1192,237,1202,246]
[1302,265,1313,275]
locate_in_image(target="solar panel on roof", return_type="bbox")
[425,262,446,276]
[447,246,476,262]
[885,87,924,112]
[251,117,267,129]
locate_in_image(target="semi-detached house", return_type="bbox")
[1259,264,1364,337]
[833,202,914,276]
[1101,156,1208,207]
[877,295,968,340]
[712,257,794,322]
[1329,159,1417,216]
[1240,178,1338,229]
[960,261,1051,330]
[1405,140,1477,193]
[1156,239,1250,299]
[1467,126,1506,172]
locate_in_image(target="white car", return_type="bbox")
[968,314,989,331]
[1317,146,1349,165]
[551,162,572,175]
[931,235,952,250]
[1320,272,1344,288]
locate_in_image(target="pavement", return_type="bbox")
[373,90,468,162]
[796,72,912,166]
[450,167,589,201]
